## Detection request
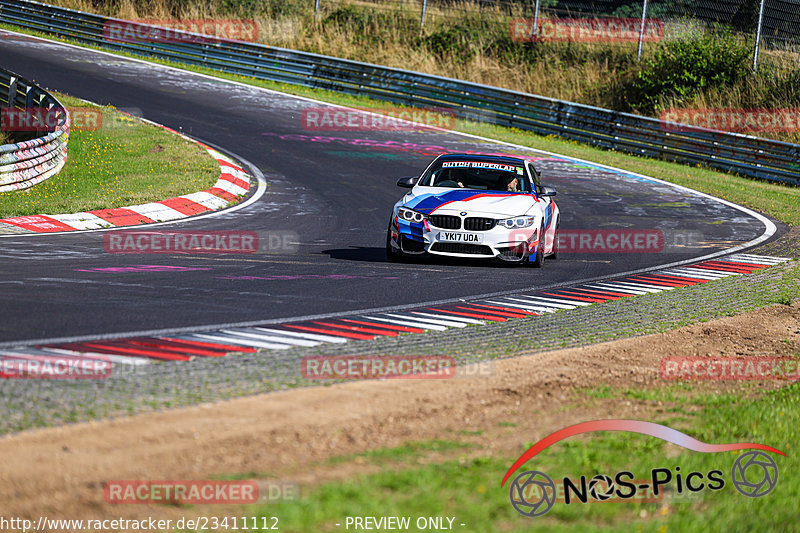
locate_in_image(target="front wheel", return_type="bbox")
[386,227,403,262]
[529,224,545,268]
[550,217,560,260]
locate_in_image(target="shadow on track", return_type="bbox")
[321,247,528,269]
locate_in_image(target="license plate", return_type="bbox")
[438,232,483,243]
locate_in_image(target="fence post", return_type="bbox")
[753,0,766,72]
[637,0,649,60]
[6,76,17,107]
[420,0,428,28]
[314,0,320,17]
[533,0,540,37]
[24,84,35,109]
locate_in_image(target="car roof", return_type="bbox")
[436,154,528,166]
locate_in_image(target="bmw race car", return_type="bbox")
[387,154,559,267]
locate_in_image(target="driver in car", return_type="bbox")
[451,169,467,188]
[505,175,520,192]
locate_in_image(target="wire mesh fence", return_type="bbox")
[72,0,800,70]
[287,0,799,69]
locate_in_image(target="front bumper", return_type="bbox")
[390,217,540,261]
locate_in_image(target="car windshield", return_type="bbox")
[419,160,531,192]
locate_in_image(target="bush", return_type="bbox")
[324,5,369,30]
[611,33,752,113]
[421,23,483,64]
[324,5,417,44]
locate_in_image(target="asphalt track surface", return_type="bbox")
[0,32,778,346]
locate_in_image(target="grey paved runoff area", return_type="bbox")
[1,243,796,435]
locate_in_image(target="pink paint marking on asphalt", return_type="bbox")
[217,274,400,281]
[74,265,212,273]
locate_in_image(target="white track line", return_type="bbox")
[684,266,744,275]
[661,269,729,279]
[360,316,448,331]
[182,333,291,350]
[48,212,109,230]
[1,348,115,364]
[252,327,349,343]
[728,254,788,265]
[483,299,556,313]
[219,329,321,347]
[410,311,484,325]
[39,347,150,365]
[127,203,187,222]
[611,280,676,291]
[510,295,587,308]
[382,313,466,328]
[584,283,651,295]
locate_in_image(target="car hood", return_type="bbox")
[402,187,538,217]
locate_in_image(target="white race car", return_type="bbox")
[387,154,559,266]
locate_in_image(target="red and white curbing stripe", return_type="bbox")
[3,254,789,367]
[0,125,250,233]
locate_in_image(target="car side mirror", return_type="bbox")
[397,176,420,188]
[538,185,557,197]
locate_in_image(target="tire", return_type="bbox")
[529,224,545,268]
[550,217,560,260]
[386,227,403,262]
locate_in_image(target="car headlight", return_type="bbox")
[498,216,535,229]
[397,207,426,223]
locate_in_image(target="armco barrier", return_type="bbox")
[0,66,69,192]
[1,0,797,186]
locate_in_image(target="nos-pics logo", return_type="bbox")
[501,420,783,517]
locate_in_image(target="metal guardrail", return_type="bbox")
[0,66,69,192]
[1,0,797,186]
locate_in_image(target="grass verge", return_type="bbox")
[238,384,797,533]
[2,22,797,225]
[0,93,219,218]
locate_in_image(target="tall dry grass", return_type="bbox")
[44,0,631,99]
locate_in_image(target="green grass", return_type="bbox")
[232,384,797,532]
[0,94,219,218]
